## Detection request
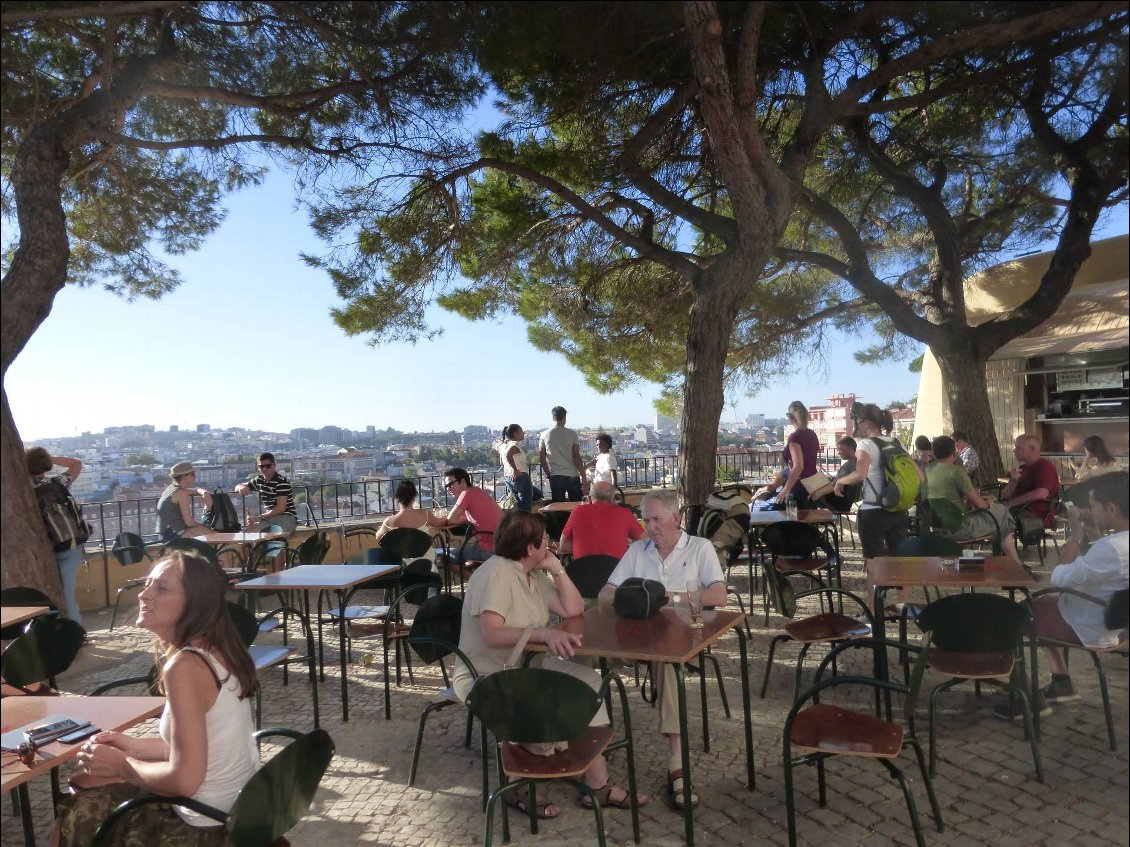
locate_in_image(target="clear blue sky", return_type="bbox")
[11,168,1118,443]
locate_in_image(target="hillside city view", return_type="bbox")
[30,392,913,546]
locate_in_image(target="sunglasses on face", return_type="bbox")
[258,463,274,469]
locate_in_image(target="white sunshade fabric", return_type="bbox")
[988,278,1129,360]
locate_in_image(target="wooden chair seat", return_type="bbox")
[790,702,904,759]
[1,680,59,697]
[926,647,1014,678]
[776,556,831,574]
[784,612,871,644]
[500,725,615,780]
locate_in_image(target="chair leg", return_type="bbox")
[904,738,945,832]
[760,634,788,698]
[783,743,799,847]
[878,757,929,847]
[927,679,962,777]
[1003,684,1045,782]
[409,699,455,786]
[1089,651,1118,752]
[109,589,125,631]
[702,651,731,718]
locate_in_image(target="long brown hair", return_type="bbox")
[856,403,894,436]
[153,551,257,699]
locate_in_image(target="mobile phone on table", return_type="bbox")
[26,719,89,745]
[58,725,100,745]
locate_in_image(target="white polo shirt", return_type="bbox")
[607,531,725,592]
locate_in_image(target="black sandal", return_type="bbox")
[577,782,648,810]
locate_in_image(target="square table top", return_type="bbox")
[1,696,164,792]
[540,501,583,513]
[232,563,399,591]
[196,530,287,546]
[749,508,839,526]
[867,555,1038,591]
[534,603,745,665]
[0,606,50,629]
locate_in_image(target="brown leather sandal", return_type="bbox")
[577,782,649,810]
[667,769,699,809]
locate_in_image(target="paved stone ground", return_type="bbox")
[5,539,1127,847]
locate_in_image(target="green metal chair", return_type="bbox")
[915,592,1043,781]
[1,616,86,695]
[465,667,640,847]
[227,601,320,729]
[925,497,1002,554]
[376,563,444,720]
[564,555,620,600]
[784,636,943,847]
[1029,586,1129,751]
[760,552,875,700]
[91,727,334,847]
[407,593,489,807]
[758,521,840,625]
[109,531,151,630]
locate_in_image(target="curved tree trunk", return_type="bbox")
[1,386,63,606]
[935,348,1006,481]
[0,113,76,603]
[678,262,756,512]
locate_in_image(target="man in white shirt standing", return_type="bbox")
[996,471,1128,719]
[539,406,585,502]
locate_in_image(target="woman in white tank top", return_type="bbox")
[54,550,260,846]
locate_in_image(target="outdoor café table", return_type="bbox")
[539,500,583,512]
[530,604,753,847]
[0,607,50,630]
[234,563,398,721]
[195,529,287,546]
[867,555,1041,729]
[1,694,164,846]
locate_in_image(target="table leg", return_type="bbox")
[736,627,755,789]
[338,588,351,721]
[674,662,694,846]
[17,783,34,847]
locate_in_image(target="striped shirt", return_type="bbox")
[247,472,297,518]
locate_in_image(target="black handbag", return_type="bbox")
[613,577,668,619]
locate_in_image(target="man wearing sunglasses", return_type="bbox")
[236,452,298,533]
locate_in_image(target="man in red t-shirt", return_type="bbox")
[559,481,645,559]
[1002,434,1061,528]
[439,468,502,558]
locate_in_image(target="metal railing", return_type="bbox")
[80,448,841,549]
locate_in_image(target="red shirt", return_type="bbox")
[1014,457,1061,527]
[455,486,502,550]
[561,501,645,560]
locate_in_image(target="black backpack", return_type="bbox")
[203,489,242,533]
[35,478,92,552]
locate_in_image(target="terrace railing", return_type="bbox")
[79,447,842,549]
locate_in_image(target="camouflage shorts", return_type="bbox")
[57,782,230,847]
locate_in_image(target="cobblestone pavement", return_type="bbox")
[4,541,1127,847]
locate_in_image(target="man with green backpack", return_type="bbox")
[833,403,924,561]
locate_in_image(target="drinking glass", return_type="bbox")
[786,499,799,520]
[685,576,703,627]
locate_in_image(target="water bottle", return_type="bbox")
[786,491,799,520]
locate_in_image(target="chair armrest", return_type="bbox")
[254,726,304,745]
[1031,586,1104,605]
[407,636,480,682]
[810,636,923,686]
[89,675,155,696]
[91,794,226,846]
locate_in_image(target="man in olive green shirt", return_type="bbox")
[925,436,1023,566]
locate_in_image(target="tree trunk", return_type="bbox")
[678,262,754,509]
[934,348,1006,482]
[1,385,64,606]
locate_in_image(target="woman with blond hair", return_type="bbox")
[754,400,821,510]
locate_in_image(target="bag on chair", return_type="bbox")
[202,489,242,533]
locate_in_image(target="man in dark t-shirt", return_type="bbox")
[1001,434,1060,528]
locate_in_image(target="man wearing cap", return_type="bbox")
[539,406,585,502]
[157,462,213,541]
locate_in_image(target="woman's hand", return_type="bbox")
[541,628,582,658]
[533,551,564,576]
[76,740,130,780]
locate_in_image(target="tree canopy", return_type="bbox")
[1,0,478,600]
[309,0,1126,502]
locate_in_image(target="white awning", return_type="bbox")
[989,278,1129,360]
